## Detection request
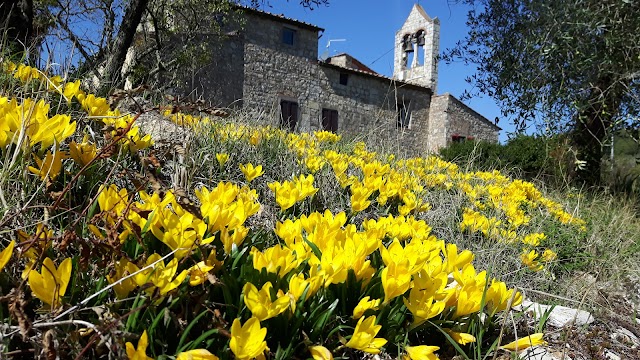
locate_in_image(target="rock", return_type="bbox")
[611,327,640,347]
[515,300,594,328]
[604,349,621,360]
[518,346,572,360]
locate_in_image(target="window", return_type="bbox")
[339,73,349,86]
[321,109,339,133]
[396,102,410,129]
[282,27,296,45]
[451,134,466,143]
[280,100,298,131]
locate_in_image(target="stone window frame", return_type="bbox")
[282,26,297,46]
[321,107,339,133]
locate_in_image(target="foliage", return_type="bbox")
[446,0,640,185]
[0,60,617,360]
[439,136,560,182]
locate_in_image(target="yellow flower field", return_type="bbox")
[0,61,591,359]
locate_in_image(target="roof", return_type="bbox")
[238,6,324,32]
[319,60,433,94]
[326,53,378,75]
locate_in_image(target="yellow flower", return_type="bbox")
[69,135,97,166]
[403,288,446,325]
[243,282,290,321]
[345,315,388,354]
[251,245,299,277]
[28,257,72,308]
[106,258,140,299]
[134,254,188,296]
[216,153,229,167]
[28,150,68,181]
[541,249,557,262]
[126,330,153,360]
[288,272,322,301]
[309,345,333,360]
[454,287,484,318]
[403,345,440,360]
[239,163,264,182]
[444,329,476,345]
[0,240,16,272]
[220,225,249,254]
[520,250,544,272]
[81,94,110,117]
[522,233,546,246]
[186,261,215,286]
[229,317,269,360]
[176,349,219,360]
[63,80,84,101]
[500,333,546,351]
[381,262,412,303]
[352,296,381,319]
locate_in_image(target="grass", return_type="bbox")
[0,58,639,359]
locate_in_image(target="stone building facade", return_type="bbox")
[183,4,500,154]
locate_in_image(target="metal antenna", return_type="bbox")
[320,38,346,61]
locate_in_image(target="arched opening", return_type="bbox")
[415,30,426,67]
[401,33,413,69]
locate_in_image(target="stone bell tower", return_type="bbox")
[393,4,440,92]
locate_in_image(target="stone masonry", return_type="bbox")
[170,4,500,155]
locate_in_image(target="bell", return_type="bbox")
[402,38,414,52]
[417,32,426,46]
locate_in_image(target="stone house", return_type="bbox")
[185,4,500,153]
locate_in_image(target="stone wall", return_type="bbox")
[240,12,434,155]
[428,94,500,150]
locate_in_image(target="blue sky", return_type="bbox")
[262,1,515,142]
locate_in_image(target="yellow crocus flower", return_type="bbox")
[28,257,72,308]
[242,282,290,321]
[352,296,381,319]
[499,333,546,351]
[134,254,188,296]
[403,288,446,326]
[0,240,16,272]
[443,329,476,345]
[520,250,544,272]
[215,153,229,167]
[403,345,440,360]
[28,150,68,181]
[309,345,333,360]
[239,163,264,182]
[381,262,412,303]
[229,317,269,360]
[176,349,219,360]
[345,315,388,354]
[251,244,298,277]
[62,80,84,101]
[81,94,110,117]
[454,287,483,318]
[106,258,140,299]
[126,330,153,360]
[69,135,98,166]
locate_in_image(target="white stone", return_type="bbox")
[604,349,621,360]
[518,346,572,360]
[515,300,594,328]
[611,327,640,346]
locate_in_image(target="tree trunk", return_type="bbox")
[100,0,149,94]
[572,78,620,186]
[0,0,33,55]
